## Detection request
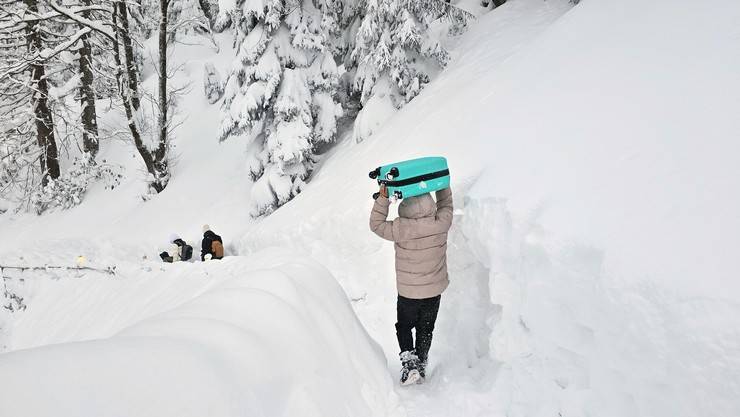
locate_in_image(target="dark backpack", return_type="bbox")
[181,244,193,261]
[174,239,193,261]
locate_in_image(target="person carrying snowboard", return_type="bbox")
[201,224,224,261]
[369,184,453,385]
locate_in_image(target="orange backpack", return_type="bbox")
[211,240,224,259]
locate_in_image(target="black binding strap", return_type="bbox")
[381,169,449,187]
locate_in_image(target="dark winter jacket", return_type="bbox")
[201,230,223,261]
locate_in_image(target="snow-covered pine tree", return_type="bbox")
[167,0,218,38]
[347,0,469,142]
[218,0,343,217]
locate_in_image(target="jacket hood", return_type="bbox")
[398,193,436,219]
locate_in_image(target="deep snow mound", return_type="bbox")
[0,250,401,417]
[463,195,740,417]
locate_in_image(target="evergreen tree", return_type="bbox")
[218,0,343,216]
[346,0,469,142]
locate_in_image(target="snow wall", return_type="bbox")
[463,194,739,417]
[460,0,740,415]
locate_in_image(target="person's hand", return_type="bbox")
[379,184,389,198]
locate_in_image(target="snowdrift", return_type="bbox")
[458,1,740,415]
[0,250,400,417]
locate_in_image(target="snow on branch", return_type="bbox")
[45,2,117,42]
[0,265,117,276]
[0,27,91,78]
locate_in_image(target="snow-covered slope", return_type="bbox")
[241,0,740,416]
[1,0,739,416]
[0,250,400,417]
[0,32,252,251]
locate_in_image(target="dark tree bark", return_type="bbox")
[198,0,215,26]
[116,0,140,110]
[151,0,170,192]
[24,0,60,183]
[78,0,99,157]
[121,84,167,193]
[158,0,168,152]
[112,0,169,193]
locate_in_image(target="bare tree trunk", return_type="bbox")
[158,0,168,153]
[198,0,215,26]
[116,0,140,110]
[24,0,60,183]
[111,3,123,92]
[112,0,169,193]
[151,0,170,191]
[121,85,167,193]
[78,0,99,157]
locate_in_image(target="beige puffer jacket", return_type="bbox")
[369,187,453,299]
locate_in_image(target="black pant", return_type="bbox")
[396,294,441,363]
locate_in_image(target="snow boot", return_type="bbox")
[400,350,421,386]
[417,359,428,383]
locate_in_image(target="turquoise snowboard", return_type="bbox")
[369,157,450,200]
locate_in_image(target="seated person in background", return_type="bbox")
[201,224,224,261]
[160,235,193,263]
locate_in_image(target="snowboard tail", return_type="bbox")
[369,157,450,200]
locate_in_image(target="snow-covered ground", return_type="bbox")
[0,250,400,417]
[2,0,740,416]
[241,0,740,415]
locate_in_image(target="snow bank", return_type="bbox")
[457,0,740,415]
[463,195,740,417]
[0,249,400,417]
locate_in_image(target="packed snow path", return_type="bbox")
[384,2,572,415]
